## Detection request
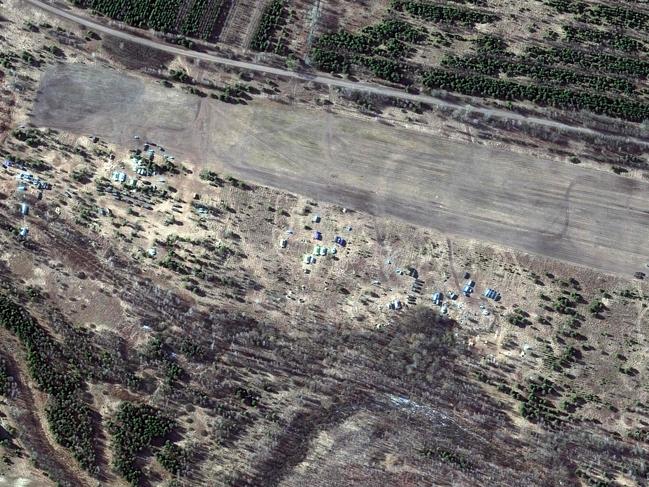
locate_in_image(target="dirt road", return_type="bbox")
[26,0,649,149]
[32,64,649,277]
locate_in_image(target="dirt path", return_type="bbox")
[26,0,649,149]
[446,238,461,292]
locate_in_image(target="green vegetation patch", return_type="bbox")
[563,25,645,52]
[443,51,635,94]
[546,1,649,32]
[74,0,224,40]
[422,68,649,122]
[311,19,426,82]
[108,402,176,485]
[421,446,472,471]
[250,0,289,54]
[392,0,499,25]
[0,358,11,396]
[156,440,189,475]
[0,296,96,469]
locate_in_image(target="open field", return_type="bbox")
[32,63,649,277]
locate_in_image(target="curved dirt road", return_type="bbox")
[26,0,649,148]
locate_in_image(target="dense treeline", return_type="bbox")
[311,19,425,82]
[358,56,408,83]
[546,0,649,31]
[526,46,649,78]
[108,402,176,485]
[86,0,153,27]
[448,0,486,5]
[392,0,499,25]
[563,25,645,52]
[73,0,223,40]
[155,441,189,475]
[0,358,10,396]
[181,0,224,39]
[422,68,649,122]
[147,0,182,32]
[46,397,96,469]
[0,296,96,469]
[250,0,287,53]
[443,54,635,93]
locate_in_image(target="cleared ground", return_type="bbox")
[32,63,649,276]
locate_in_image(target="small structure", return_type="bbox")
[147,248,157,257]
[3,159,14,168]
[304,254,312,264]
[463,271,471,279]
[432,292,443,306]
[484,288,501,301]
[311,214,321,223]
[313,231,322,241]
[280,239,288,248]
[463,280,475,296]
[447,291,458,300]
[112,171,127,183]
[388,299,402,310]
[334,236,346,247]
[19,227,28,238]
[20,202,29,216]
[330,247,337,255]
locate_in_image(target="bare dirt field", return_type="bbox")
[32,63,649,277]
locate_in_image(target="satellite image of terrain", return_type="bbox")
[1,0,649,486]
